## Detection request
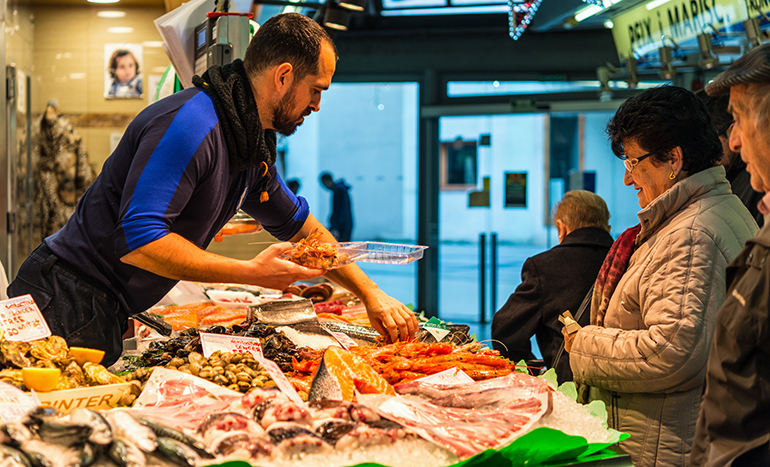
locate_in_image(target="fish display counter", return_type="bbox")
[0,279,633,467]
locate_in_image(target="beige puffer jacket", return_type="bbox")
[569,165,758,467]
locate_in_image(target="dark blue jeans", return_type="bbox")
[8,243,126,367]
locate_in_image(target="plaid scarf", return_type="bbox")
[591,224,641,326]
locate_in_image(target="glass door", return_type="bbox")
[436,113,548,343]
[284,82,421,307]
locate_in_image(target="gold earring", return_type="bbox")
[669,170,676,180]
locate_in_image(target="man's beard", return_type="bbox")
[273,90,309,136]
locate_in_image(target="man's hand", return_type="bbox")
[248,243,326,290]
[562,327,577,353]
[121,234,324,290]
[362,289,419,343]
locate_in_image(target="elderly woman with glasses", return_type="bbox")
[562,85,757,467]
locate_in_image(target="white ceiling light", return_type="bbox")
[108,27,134,33]
[645,0,671,10]
[142,41,164,48]
[575,0,623,23]
[88,0,120,4]
[574,4,603,22]
[97,11,126,18]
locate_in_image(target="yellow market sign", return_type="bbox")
[610,0,761,61]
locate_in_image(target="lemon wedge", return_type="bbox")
[69,347,105,366]
[22,367,61,392]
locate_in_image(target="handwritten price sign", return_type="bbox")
[199,333,264,358]
[199,332,303,403]
[0,295,51,342]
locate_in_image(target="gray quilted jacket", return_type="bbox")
[569,165,758,467]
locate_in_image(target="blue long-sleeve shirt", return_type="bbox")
[47,87,309,315]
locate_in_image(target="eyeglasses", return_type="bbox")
[717,122,734,137]
[623,151,655,173]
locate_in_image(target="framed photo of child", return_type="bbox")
[104,43,144,99]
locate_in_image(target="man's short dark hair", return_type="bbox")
[243,13,338,83]
[320,172,333,184]
[606,85,722,175]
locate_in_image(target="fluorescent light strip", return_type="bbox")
[646,0,671,10]
[97,10,125,17]
[381,5,508,15]
[108,27,134,33]
[574,4,603,22]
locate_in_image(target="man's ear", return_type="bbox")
[274,63,294,95]
[555,219,568,243]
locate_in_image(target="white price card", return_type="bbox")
[199,332,303,404]
[254,355,304,404]
[422,317,451,342]
[0,294,51,342]
[329,331,358,350]
[416,367,475,386]
[200,332,264,358]
[0,381,39,422]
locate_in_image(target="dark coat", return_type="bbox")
[329,179,353,242]
[691,220,770,467]
[491,226,613,383]
[726,157,764,227]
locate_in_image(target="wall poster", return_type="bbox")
[440,138,478,189]
[505,172,527,208]
[104,43,144,99]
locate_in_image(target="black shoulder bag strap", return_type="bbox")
[551,283,594,373]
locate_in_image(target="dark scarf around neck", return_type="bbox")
[193,59,275,202]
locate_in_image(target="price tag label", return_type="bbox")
[0,295,51,342]
[422,317,451,342]
[254,355,303,404]
[0,381,39,423]
[416,367,475,386]
[199,333,303,404]
[200,332,263,358]
[329,331,358,350]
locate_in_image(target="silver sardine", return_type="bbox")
[108,437,146,467]
[155,437,199,467]
[68,409,112,446]
[135,417,213,459]
[106,412,157,453]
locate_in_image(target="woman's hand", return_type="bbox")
[562,327,577,353]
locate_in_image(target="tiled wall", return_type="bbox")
[29,4,169,171]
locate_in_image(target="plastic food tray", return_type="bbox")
[337,242,428,265]
[283,241,427,269]
[216,211,263,238]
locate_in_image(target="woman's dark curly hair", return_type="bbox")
[606,85,722,174]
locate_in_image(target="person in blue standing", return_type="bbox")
[320,172,353,242]
[7,13,418,366]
